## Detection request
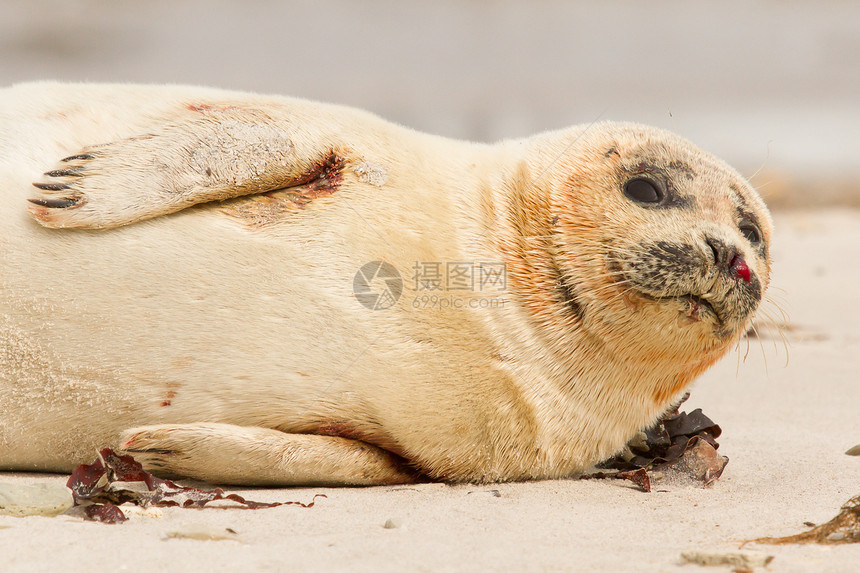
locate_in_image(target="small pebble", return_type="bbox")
[0,483,74,517]
[845,444,860,456]
[383,518,401,529]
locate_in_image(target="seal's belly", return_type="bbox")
[0,89,499,473]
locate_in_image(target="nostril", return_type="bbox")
[705,237,725,266]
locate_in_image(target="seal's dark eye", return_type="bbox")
[624,177,663,204]
[739,222,761,245]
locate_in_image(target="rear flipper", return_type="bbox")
[29,104,345,229]
[118,423,420,486]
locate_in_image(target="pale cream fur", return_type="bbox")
[0,82,772,485]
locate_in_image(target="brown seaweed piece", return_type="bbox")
[747,494,860,545]
[594,393,728,487]
[83,502,128,523]
[67,448,324,523]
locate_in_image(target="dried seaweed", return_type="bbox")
[747,494,860,545]
[67,448,325,523]
[593,393,728,488]
[83,502,127,523]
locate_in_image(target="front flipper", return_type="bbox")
[30,106,345,229]
[118,423,420,486]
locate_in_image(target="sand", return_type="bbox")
[1,208,858,572]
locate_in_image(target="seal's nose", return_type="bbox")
[705,236,733,267]
[705,236,750,283]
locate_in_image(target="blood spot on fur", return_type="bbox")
[279,151,345,208]
[221,151,346,229]
[159,390,177,407]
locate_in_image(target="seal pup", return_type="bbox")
[0,83,771,485]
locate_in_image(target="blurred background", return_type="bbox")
[3,0,858,207]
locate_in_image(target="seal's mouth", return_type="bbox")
[673,293,721,325]
[635,291,724,327]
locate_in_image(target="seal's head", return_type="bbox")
[503,122,771,396]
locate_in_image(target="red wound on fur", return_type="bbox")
[730,255,751,283]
